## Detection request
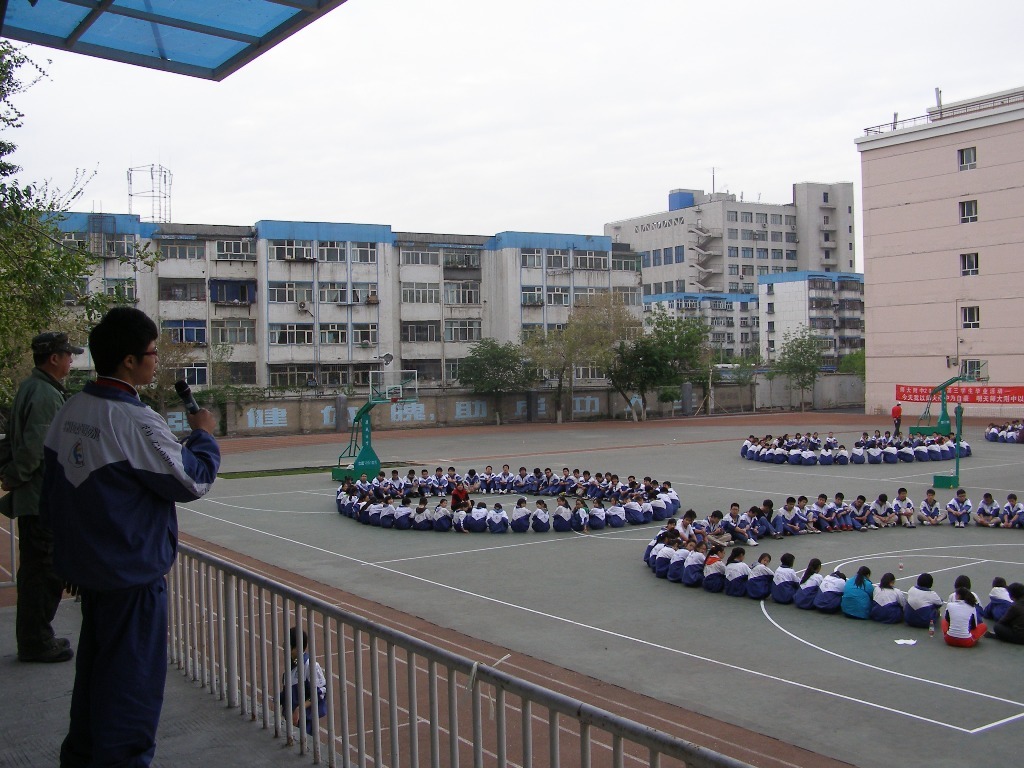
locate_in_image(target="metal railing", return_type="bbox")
[864,90,1024,135]
[168,543,752,768]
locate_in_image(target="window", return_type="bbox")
[961,359,983,379]
[675,279,686,291]
[444,280,480,304]
[960,252,979,276]
[445,359,462,382]
[318,364,348,387]
[443,249,480,268]
[959,200,978,223]
[727,228,738,239]
[770,214,783,225]
[771,266,784,274]
[728,264,739,275]
[319,241,346,262]
[267,281,313,303]
[958,146,977,171]
[211,279,256,304]
[652,282,663,295]
[160,242,205,260]
[767,302,775,314]
[674,246,685,263]
[175,364,208,387]
[103,234,135,259]
[741,247,753,259]
[521,248,542,268]
[613,286,641,306]
[319,323,348,344]
[767,321,775,333]
[574,250,608,270]
[401,247,439,265]
[352,242,377,263]
[270,239,314,261]
[211,319,256,345]
[961,306,980,329]
[216,239,256,261]
[771,249,783,260]
[162,319,206,345]
[641,252,650,268]
[652,249,662,266]
[103,278,136,301]
[574,287,607,306]
[158,278,206,301]
[270,364,316,388]
[824,249,832,260]
[612,254,640,271]
[319,281,348,304]
[823,232,831,242]
[770,231,783,242]
[741,229,756,240]
[758,266,768,275]
[755,212,768,225]
[223,362,257,385]
[401,321,441,342]
[823,215,830,226]
[352,323,378,345]
[785,232,798,243]
[728,281,739,292]
[546,249,569,269]
[740,211,753,223]
[521,286,543,306]
[401,282,440,303]
[756,248,768,260]
[269,323,314,345]
[728,246,739,258]
[351,282,378,303]
[726,210,738,222]
[574,363,604,380]
[822,192,829,203]
[741,265,753,276]
[546,286,569,306]
[63,231,88,251]
[785,215,796,226]
[444,319,482,342]
[786,250,797,260]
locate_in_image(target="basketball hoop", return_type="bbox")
[390,397,399,404]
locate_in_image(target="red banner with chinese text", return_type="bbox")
[896,385,1024,404]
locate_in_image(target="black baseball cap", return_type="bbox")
[32,331,84,356]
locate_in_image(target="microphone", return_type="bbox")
[174,380,200,415]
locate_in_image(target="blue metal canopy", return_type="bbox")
[1,0,351,81]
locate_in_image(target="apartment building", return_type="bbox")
[56,214,641,389]
[855,86,1024,416]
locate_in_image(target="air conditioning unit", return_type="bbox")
[297,300,308,312]
[790,225,797,231]
[761,223,768,228]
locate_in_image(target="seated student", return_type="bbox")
[984,577,1013,622]
[942,589,988,648]
[947,575,983,622]
[509,498,533,533]
[675,510,698,546]
[623,494,646,525]
[818,445,834,465]
[793,559,824,610]
[746,553,774,600]
[870,494,898,528]
[795,496,820,534]
[681,543,707,587]
[724,548,752,597]
[358,498,377,526]
[913,441,930,462]
[897,441,916,463]
[452,501,470,533]
[537,468,556,496]
[465,501,490,533]
[432,499,454,532]
[841,566,874,619]
[917,488,946,526]
[741,435,756,458]
[416,469,432,498]
[487,503,510,534]
[654,534,680,578]
[379,496,396,529]
[639,494,655,524]
[938,438,954,460]
[850,444,866,464]
[882,442,899,464]
[904,572,944,627]
[809,493,834,532]
[927,440,944,461]
[788,444,803,465]
[814,570,848,614]
[393,496,414,530]
[770,553,800,604]
[585,472,604,499]
[892,488,915,528]
[530,500,551,533]
[723,503,758,547]
[849,495,876,530]
[991,582,1024,645]
[702,545,727,593]
[946,488,973,528]
[1002,493,1024,529]
[701,510,733,548]
[799,445,817,465]
[870,572,907,623]
[427,467,450,497]
[975,492,1001,527]
[551,497,573,532]
[588,500,607,531]
[667,540,694,582]
[463,469,482,494]
[866,443,883,464]
[649,491,668,522]
[494,464,513,494]
[985,423,1000,441]
[835,445,850,465]
[829,492,854,531]
[570,499,590,533]
[412,499,433,531]
[479,465,496,494]
[605,499,626,528]
[777,497,807,537]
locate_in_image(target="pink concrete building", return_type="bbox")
[855,87,1024,419]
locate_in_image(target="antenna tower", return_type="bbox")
[128,164,173,223]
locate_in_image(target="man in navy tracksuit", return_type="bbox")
[41,308,220,767]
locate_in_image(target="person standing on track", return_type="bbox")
[892,401,903,435]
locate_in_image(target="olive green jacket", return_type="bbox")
[0,367,68,518]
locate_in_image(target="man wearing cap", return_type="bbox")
[0,332,83,663]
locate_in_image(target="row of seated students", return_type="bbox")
[741,433,970,465]
[643,538,1024,646]
[985,422,1022,443]
[348,465,680,503]
[335,484,682,532]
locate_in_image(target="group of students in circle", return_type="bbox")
[334,465,682,533]
[985,421,1023,443]
[644,523,1024,648]
[741,430,970,466]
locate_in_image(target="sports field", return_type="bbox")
[180,413,1024,768]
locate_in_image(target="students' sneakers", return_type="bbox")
[869,524,879,529]
[746,538,759,546]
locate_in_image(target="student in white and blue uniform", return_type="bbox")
[724,548,751,596]
[487,503,510,533]
[393,497,413,530]
[870,572,906,623]
[509,498,532,533]
[813,570,847,613]
[570,499,590,532]
[588,500,606,530]
[905,572,944,627]
[379,497,396,528]
[793,559,823,610]
[835,445,850,465]
[946,488,973,527]
[984,577,1013,622]
[681,543,707,587]
[702,546,727,593]
[746,553,774,600]
[466,502,489,533]
[412,500,433,531]
[605,500,626,528]
[432,499,453,532]
[531,500,551,533]
[1002,494,1024,529]
[770,553,800,604]
[975,492,1001,527]
[551,497,573,532]
[893,487,916,527]
[917,489,946,525]
[667,541,694,582]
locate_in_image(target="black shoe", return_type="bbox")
[985,631,997,639]
[19,640,74,663]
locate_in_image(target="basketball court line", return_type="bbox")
[187,501,1020,734]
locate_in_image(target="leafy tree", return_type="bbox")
[837,348,865,381]
[606,337,664,420]
[646,308,712,385]
[457,338,536,424]
[777,326,823,411]
[141,334,208,414]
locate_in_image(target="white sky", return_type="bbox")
[8,0,1024,255]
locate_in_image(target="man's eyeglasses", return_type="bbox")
[140,348,159,357]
